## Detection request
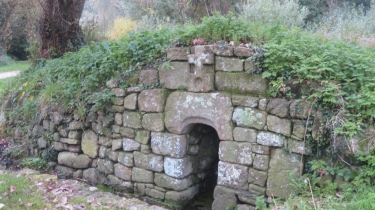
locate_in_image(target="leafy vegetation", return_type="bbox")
[0,61,29,72]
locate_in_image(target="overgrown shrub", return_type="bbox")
[238,0,309,29]
[107,17,137,40]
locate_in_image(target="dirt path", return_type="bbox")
[0,70,20,79]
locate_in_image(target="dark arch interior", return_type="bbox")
[186,124,220,209]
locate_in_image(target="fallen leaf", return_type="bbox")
[10,185,16,193]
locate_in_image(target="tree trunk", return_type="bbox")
[39,0,85,58]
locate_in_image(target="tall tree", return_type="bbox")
[39,0,86,58]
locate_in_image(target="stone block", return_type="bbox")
[132,167,153,183]
[97,158,114,174]
[190,45,214,64]
[236,204,255,210]
[122,138,141,151]
[68,145,81,153]
[219,141,253,165]
[151,132,187,158]
[154,173,194,191]
[134,151,163,172]
[234,47,254,57]
[252,144,269,155]
[215,72,268,94]
[142,113,165,132]
[99,146,108,158]
[107,150,118,161]
[111,88,126,97]
[232,107,267,130]
[258,99,268,110]
[138,89,167,113]
[68,131,82,140]
[112,125,120,133]
[266,98,290,118]
[106,79,118,88]
[287,139,311,155]
[57,152,91,169]
[82,168,108,185]
[232,95,259,108]
[253,154,269,171]
[165,92,233,140]
[213,44,234,56]
[233,127,257,143]
[165,185,199,206]
[249,184,266,195]
[215,57,243,72]
[138,69,158,86]
[123,111,142,129]
[267,115,291,137]
[114,163,132,181]
[212,186,238,210]
[267,149,301,199]
[115,113,122,125]
[119,127,135,138]
[257,131,284,147]
[145,188,165,200]
[164,156,193,178]
[118,152,134,167]
[124,93,137,110]
[38,137,47,149]
[135,130,150,144]
[292,120,306,139]
[82,130,99,158]
[218,161,248,190]
[106,105,125,113]
[55,165,74,177]
[290,100,311,119]
[53,142,67,151]
[68,121,84,130]
[141,144,151,154]
[53,133,60,142]
[60,138,80,145]
[167,47,190,61]
[113,97,123,106]
[112,139,122,150]
[248,168,267,187]
[159,62,190,90]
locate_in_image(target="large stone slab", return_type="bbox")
[266,98,290,118]
[164,156,193,178]
[215,56,244,72]
[232,107,267,130]
[138,89,168,112]
[215,72,268,94]
[165,92,233,140]
[81,130,99,158]
[132,167,153,183]
[267,149,301,199]
[233,127,257,143]
[165,184,199,206]
[134,151,164,172]
[219,141,253,165]
[218,161,248,190]
[142,113,165,132]
[57,152,91,169]
[159,62,190,90]
[151,132,187,158]
[154,173,194,191]
[257,131,284,147]
[123,111,142,129]
[267,115,291,137]
[114,163,132,181]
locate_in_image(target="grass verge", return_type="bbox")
[0,61,30,72]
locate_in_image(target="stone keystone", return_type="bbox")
[165,92,233,140]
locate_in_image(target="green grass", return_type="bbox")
[0,173,46,209]
[0,61,30,72]
[0,78,12,93]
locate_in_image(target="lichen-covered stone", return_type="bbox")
[60,138,80,145]
[215,72,268,94]
[257,131,284,147]
[115,113,122,125]
[82,130,99,158]
[236,204,255,210]
[292,120,306,139]
[145,188,165,200]
[122,138,141,151]
[112,139,122,151]
[167,47,190,60]
[164,156,193,178]
[68,145,81,153]
[108,150,118,161]
[107,105,125,112]
[97,158,114,174]
[99,146,108,158]
[212,186,238,210]
[249,184,266,195]
[119,127,135,138]
[68,121,84,130]
[154,173,194,191]
[165,184,199,206]
[82,168,107,185]
[219,141,253,165]
[138,89,167,113]
[138,69,158,86]
[248,168,268,187]
[55,165,74,177]
[53,142,67,151]
[258,98,268,110]
[111,88,126,97]
[118,152,134,167]
[151,132,187,158]
[142,113,165,132]
[159,62,190,90]
[234,47,254,57]
[213,44,234,56]
[287,139,311,155]
[38,137,47,149]
[215,57,243,72]
[218,161,248,190]
[132,167,153,183]
[232,95,259,108]
[232,107,267,130]
[114,163,132,181]
[123,111,142,129]
[252,154,269,171]
[106,79,118,88]
[124,93,137,110]
[290,100,310,119]
[135,130,150,144]
[165,92,233,140]
[267,149,301,199]
[68,131,82,140]
[233,127,257,143]
[266,99,290,118]
[58,152,91,169]
[113,97,123,105]
[134,151,163,172]
[267,115,291,137]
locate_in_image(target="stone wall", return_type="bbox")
[29,45,318,210]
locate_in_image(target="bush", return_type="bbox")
[238,0,309,29]
[107,17,137,40]
[0,46,12,66]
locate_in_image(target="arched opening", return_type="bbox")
[185,123,220,209]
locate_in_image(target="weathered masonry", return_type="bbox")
[32,45,317,209]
